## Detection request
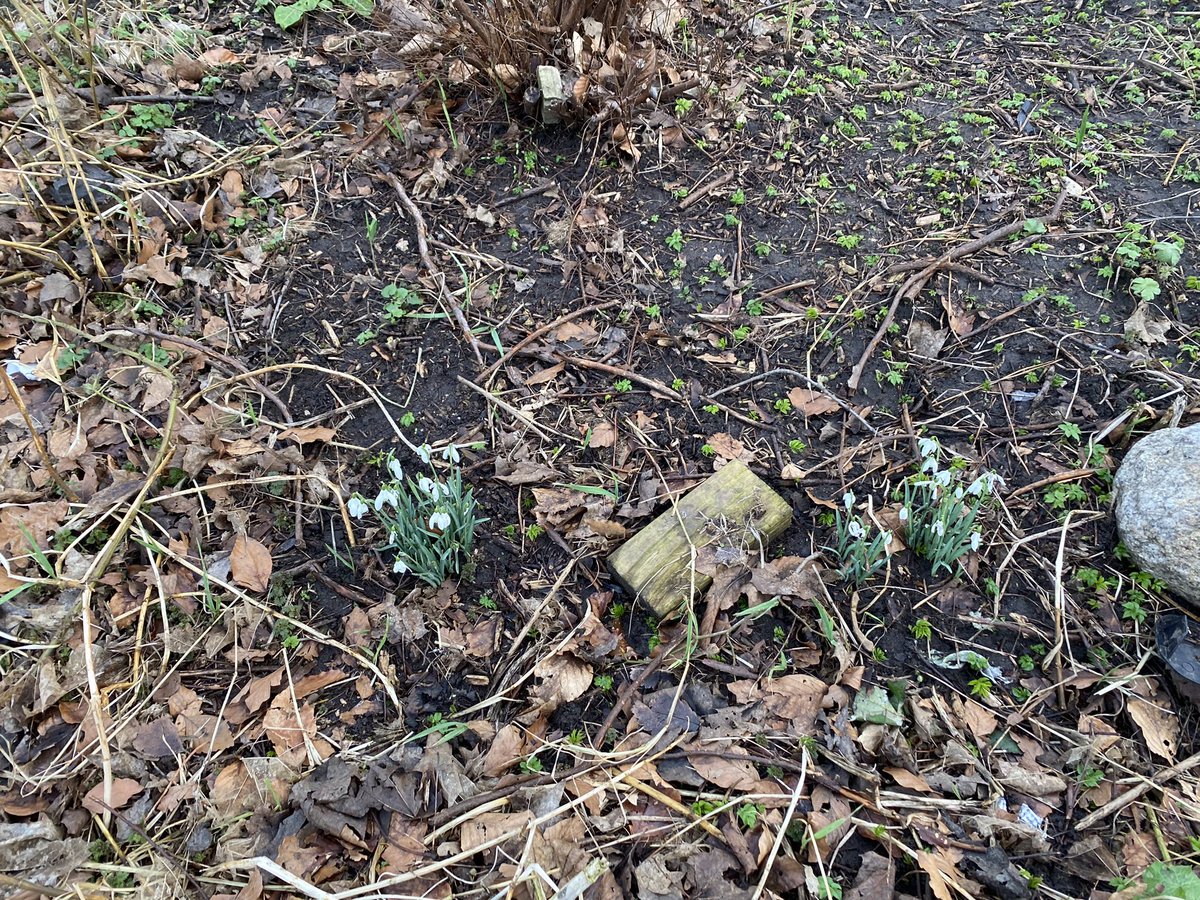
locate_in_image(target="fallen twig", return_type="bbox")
[383,173,484,367]
[1074,749,1200,832]
[848,188,1070,393]
[493,178,558,208]
[554,353,683,400]
[679,171,735,211]
[708,368,878,434]
[481,301,619,383]
[454,374,566,441]
[0,367,79,501]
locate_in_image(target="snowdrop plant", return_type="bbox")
[901,437,1002,576]
[829,491,893,586]
[348,449,484,586]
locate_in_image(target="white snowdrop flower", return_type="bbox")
[918,436,940,459]
[393,557,409,574]
[934,470,952,487]
[921,457,939,475]
[843,491,855,510]
[375,489,399,510]
[347,496,368,519]
[428,511,451,531]
[970,532,982,551]
[847,519,865,540]
[954,486,964,501]
[882,531,894,546]
[931,520,945,537]
[899,506,910,522]
[442,444,461,463]
[387,458,404,481]
[969,473,1004,495]
[416,444,432,464]
[418,475,437,496]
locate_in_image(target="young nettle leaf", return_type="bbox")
[1130,276,1161,302]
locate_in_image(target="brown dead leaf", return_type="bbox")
[494,458,558,485]
[344,606,372,649]
[906,318,949,358]
[1128,688,1178,762]
[459,811,532,853]
[292,669,347,699]
[1124,302,1171,347]
[749,555,820,598]
[688,747,757,789]
[951,695,998,741]
[729,674,825,734]
[82,777,143,814]
[534,653,593,708]
[463,616,500,658]
[886,767,932,792]
[915,848,960,900]
[0,500,68,570]
[482,724,528,776]
[845,851,895,900]
[131,716,183,759]
[708,432,756,463]
[588,420,618,448]
[787,387,840,417]
[382,816,428,875]
[231,534,272,592]
[263,696,319,767]
[526,362,565,386]
[211,761,257,821]
[278,426,336,444]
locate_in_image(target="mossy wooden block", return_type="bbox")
[608,459,792,617]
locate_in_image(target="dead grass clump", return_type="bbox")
[381,0,677,140]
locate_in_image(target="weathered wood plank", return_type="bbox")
[608,459,793,616]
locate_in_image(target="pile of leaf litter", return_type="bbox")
[3,0,1200,897]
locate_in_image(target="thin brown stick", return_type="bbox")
[345,85,425,164]
[848,188,1070,392]
[454,374,563,441]
[1074,749,1200,832]
[707,368,877,434]
[1006,467,1099,499]
[481,301,619,382]
[493,178,558,208]
[757,278,816,299]
[679,171,735,211]
[555,353,683,400]
[383,173,484,367]
[121,326,293,423]
[0,367,78,501]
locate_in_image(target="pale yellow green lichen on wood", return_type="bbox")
[608,459,793,617]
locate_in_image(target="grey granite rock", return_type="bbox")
[1114,424,1200,604]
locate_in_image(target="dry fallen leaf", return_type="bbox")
[1128,684,1179,762]
[787,387,840,417]
[231,534,272,592]
[481,724,527,777]
[82,777,143,814]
